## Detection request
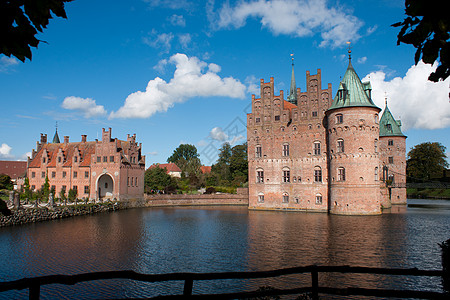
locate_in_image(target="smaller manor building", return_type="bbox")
[27,128,145,201]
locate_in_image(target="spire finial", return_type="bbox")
[346,41,352,61]
[55,121,58,132]
[291,53,294,65]
[384,92,388,106]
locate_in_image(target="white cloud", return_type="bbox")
[0,143,13,159]
[363,61,450,130]
[110,53,247,119]
[143,30,174,53]
[209,127,228,141]
[169,14,186,27]
[62,96,107,118]
[178,33,192,49]
[209,0,363,48]
[0,56,19,73]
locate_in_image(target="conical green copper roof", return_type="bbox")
[328,58,379,111]
[379,102,405,137]
[52,129,60,143]
[287,57,297,105]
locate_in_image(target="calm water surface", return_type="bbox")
[0,199,449,299]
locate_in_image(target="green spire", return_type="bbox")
[52,122,60,143]
[287,54,297,105]
[379,98,405,137]
[328,47,379,111]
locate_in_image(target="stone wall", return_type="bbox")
[143,191,249,207]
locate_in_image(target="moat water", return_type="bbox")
[0,199,449,299]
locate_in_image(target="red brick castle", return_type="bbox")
[247,53,406,215]
[27,128,145,201]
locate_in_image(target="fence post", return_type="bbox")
[311,265,319,300]
[183,277,193,296]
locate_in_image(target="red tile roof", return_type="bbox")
[148,163,182,173]
[0,160,27,179]
[200,166,211,174]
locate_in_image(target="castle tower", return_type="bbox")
[379,99,407,204]
[326,50,382,215]
[52,122,60,144]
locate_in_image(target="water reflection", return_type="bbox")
[0,199,448,299]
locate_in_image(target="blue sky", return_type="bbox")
[1,0,449,167]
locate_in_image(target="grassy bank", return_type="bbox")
[407,188,450,199]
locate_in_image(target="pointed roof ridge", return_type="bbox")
[379,100,406,137]
[328,52,379,111]
[287,54,297,105]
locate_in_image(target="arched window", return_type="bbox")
[337,167,346,181]
[314,141,321,155]
[337,139,344,153]
[375,167,379,181]
[315,194,323,205]
[314,166,322,182]
[256,168,264,183]
[282,192,289,203]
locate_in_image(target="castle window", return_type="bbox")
[388,174,395,184]
[375,167,379,181]
[58,157,62,163]
[256,145,262,158]
[51,185,55,191]
[74,156,77,163]
[386,124,392,131]
[283,169,290,183]
[42,157,46,163]
[41,172,45,178]
[85,171,89,178]
[258,193,264,203]
[337,167,346,181]
[315,194,323,205]
[314,141,321,155]
[314,166,322,182]
[73,185,77,191]
[282,143,289,156]
[282,193,289,203]
[84,186,89,194]
[103,156,107,162]
[374,139,378,153]
[388,139,394,146]
[256,169,264,183]
[375,114,379,124]
[388,157,394,164]
[97,156,101,163]
[110,156,114,162]
[336,114,343,124]
[31,172,35,178]
[51,171,56,178]
[61,185,66,192]
[73,171,77,178]
[312,111,318,117]
[275,115,280,121]
[255,117,260,123]
[63,171,67,178]
[337,139,344,153]
[136,177,138,186]
[31,185,35,190]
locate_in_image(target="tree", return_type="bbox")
[144,165,175,193]
[42,173,50,201]
[211,143,232,184]
[229,143,248,186]
[406,142,449,181]
[392,0,450,82]
[1,0,73,62]
[0,174,13,190]
[167,144,201,176]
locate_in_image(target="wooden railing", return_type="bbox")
[0,265,447,299]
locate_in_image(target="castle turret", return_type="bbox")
[287,54,298,105]
[326,50,382,215]
[379,99,407,204]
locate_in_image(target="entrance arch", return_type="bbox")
[98,173,114,199]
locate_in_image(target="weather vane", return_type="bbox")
[290,53,294,65]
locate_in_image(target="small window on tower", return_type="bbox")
[336,114,343,124]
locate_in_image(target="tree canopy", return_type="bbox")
[1,0,72,62]
[406,142,449,181]
[144,165,176,193]
[392,0,450,82]
[210,142,248,187]
[167,144,201,176]
[0,174,13,190]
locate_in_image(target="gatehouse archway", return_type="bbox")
[97,173,114,199]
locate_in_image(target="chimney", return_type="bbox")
[64,136,69,144]
[40,133,47,144]
[81,135,87,143]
